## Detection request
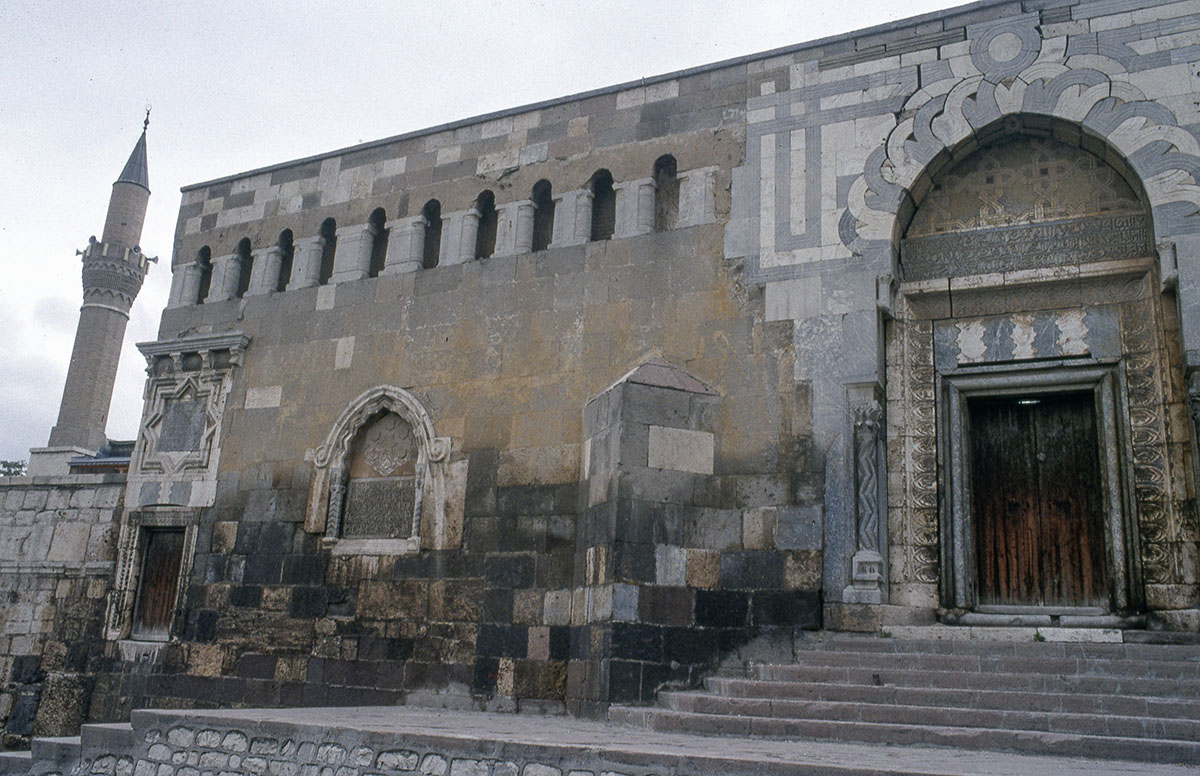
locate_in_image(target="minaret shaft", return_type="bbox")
[48,306,131,450]
[44,126,152,455]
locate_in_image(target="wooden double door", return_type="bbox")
[968,392,1110,609]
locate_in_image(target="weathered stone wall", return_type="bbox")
[18,0,1200,742]
[0,476,124,747]
[104,42,829,716]
[95,218,816,715]
[85,0,1200,727]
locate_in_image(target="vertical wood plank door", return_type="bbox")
[131,528,185,640]
[968,393,1108,608]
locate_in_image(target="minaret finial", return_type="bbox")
[144,105,151,132]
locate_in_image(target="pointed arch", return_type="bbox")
[305,385,451,555]
[841,41,1200,261]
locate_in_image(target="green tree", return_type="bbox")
[0,460,27,477]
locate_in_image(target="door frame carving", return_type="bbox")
[938,359,1143,615]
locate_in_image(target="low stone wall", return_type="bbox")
[0,475,124,747]
[72,709,700,776]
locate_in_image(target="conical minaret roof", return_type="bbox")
[116,115,150,192]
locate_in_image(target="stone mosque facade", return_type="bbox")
[2,0,1200,745]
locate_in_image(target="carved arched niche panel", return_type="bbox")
[306,386,456,555]
[900,131,1152,282]
[342,412,419,539]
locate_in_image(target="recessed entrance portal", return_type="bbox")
[968,393,1108,608]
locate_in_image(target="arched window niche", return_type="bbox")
[306,385,453,555]
[194,246,212,304]
[234,237,253,299]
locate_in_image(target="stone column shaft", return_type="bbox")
[290,236,324,289]
[167,264,189,308]
[382,216,427,274]
[247,246,283,296]
[550,189,592,248]
[206,253,240,303]
[180,261,210,306]
[331,223,375,283]
[494,200,535,258]
[613,178,656,238]
[458,208,482,263]
[438,213,462,266]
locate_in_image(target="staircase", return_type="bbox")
[609,630,1200,765]
[0,722,133,776]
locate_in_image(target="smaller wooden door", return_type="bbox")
[131,528,185,640]
[968,393,1109,608]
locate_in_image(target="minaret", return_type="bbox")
[31,116,156,474]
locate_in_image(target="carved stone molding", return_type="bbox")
[128,332,249,508]
[305,385,451,555]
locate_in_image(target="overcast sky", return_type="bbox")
[0,0,963,462]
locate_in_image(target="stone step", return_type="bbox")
[27,737,80,776]
[794,634,1200,661]
[706,676,1200,718]
[607,707,1200,765]
[0,751,31,776]
[753,663,1200,697]
[784,648,1200,680]
[79,723,134,768]
[656,691,1200,740]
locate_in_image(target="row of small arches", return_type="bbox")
[186,155,682,305]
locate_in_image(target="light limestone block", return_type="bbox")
[647,426,714,475]
[543,590,571,625]
[46,522,91,563]
[334,337,355,370]
[677,167,717,227]
[188,480,217,508]
[245,386,282,409]
[743,507,777,550]
[315,284,337,311]
[480,116,514,139]
[477,148,520,176]
[765,278,821,322]
[655,545,687,586]
[1089,11,1133,31]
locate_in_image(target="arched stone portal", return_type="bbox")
[885,123,1192,625]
